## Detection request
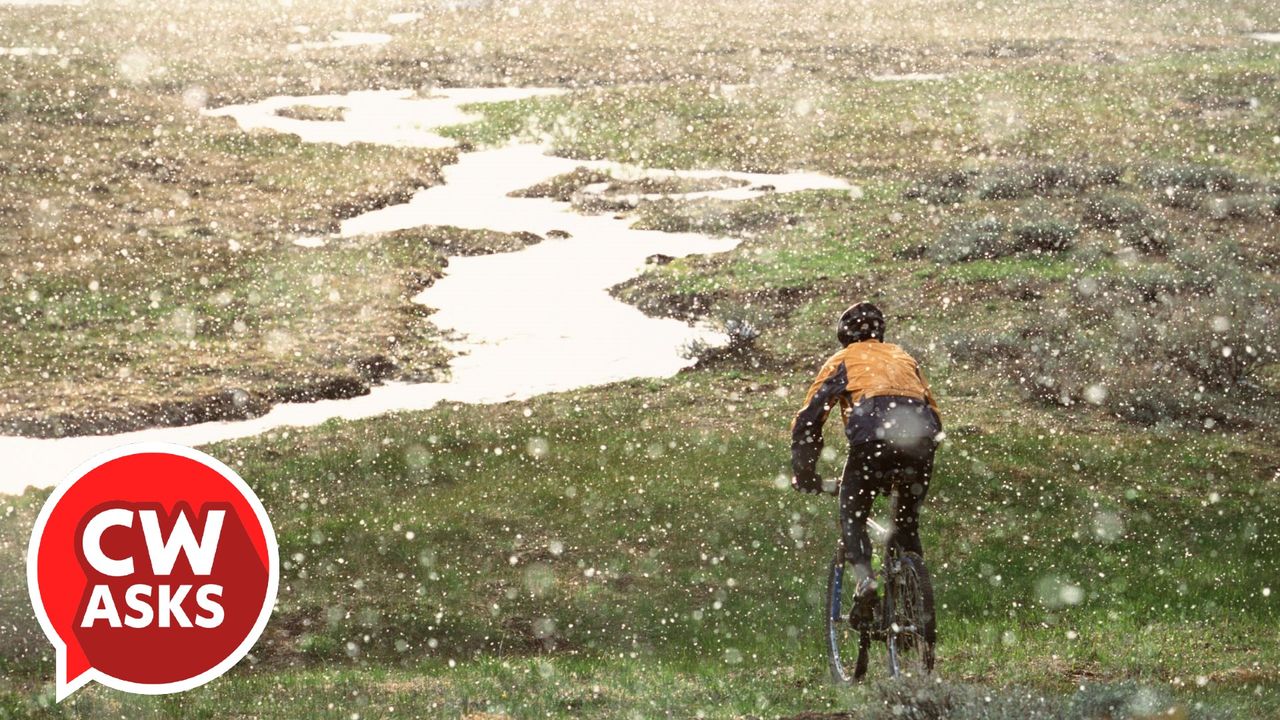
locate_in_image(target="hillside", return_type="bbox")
[1,0,1279,717]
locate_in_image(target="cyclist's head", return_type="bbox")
[837,302,885,345]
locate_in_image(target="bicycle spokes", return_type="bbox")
[885,553,935,677]
[828,546,935,684]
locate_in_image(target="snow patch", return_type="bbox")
[287,31,393,52]
[388,12,424,25]
[0,46,58,56]
[0,86,851,494]
[204,87,565,149]
[292,236,328,248]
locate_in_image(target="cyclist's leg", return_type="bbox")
[840,443,882,586]
[885,443,936,643]
[886,442,934,558]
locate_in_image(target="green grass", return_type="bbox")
[445,50,1280,178]
[6,658,1271,719]
[644,214,873,295]
[1,378,1277,716]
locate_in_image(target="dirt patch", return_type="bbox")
[2,369,381,438]
[1169,93,1259,120]
[1205,665,1280,686]
[508,167,612,201]
[376,678,432,694]
[613,265,812,375]
[274,104,346,122]
[328,185,427,232]
[568,175,754,215]
[631,195,808,235]
[613,271,809,325]
[599,175,750,196]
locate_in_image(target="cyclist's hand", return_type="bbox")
[792,473,823,494]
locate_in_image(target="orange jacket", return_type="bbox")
[790,339,941,485]
[793,339,939,429]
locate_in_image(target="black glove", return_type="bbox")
[792,472,823,494]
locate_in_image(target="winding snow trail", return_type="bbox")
[0,86,850,495]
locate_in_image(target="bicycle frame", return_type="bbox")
[827,523,935,682]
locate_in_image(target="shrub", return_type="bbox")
[976,163,1122,200]
[974,164,1064,200]
[1170,243,1248,293]
[929,216,1079,264]
[633,196,802,235]
[1061,162,1123,190]
[904,170,976,205]
[909,186,967,206]
[1110,264,1194,302]
[1202,193,1277,222]
[1137,162,1247,192]
[1163,295,1277,393]
[723,317,761,348]
[905,170,977,195]
[1118,215,1175,254]
[944,252,1278,430]
[682,315,765,367]
[928,217,1010,263]
[975,171,1038,200]
[1081,193,1149,229]
[1011,219,1079,252]
[905,163,1122,204]
[893,242,930,260]
[1153,185,1203,209]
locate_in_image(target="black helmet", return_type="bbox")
[837,302,885,345]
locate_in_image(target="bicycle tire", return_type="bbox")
[883,550,936,677]
[825,548,871,683]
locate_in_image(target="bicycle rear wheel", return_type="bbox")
[825,548,870,683]
[883,550,936,678]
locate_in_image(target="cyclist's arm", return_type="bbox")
[791,359,848,487]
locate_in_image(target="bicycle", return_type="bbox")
[825,514,936,682]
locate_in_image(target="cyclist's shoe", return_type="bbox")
[850,577,878,627]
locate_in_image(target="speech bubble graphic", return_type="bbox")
[27,443,278,701]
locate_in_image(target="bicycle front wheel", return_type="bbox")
[825,548,870,683]
[883,550,936,678]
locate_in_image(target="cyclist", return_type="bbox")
[790,302,942,613]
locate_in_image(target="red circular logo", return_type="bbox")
[27,443,278,700]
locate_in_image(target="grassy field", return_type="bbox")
[1,380,1277,717]
[2,0,1280,717]
[0,36,462,433]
